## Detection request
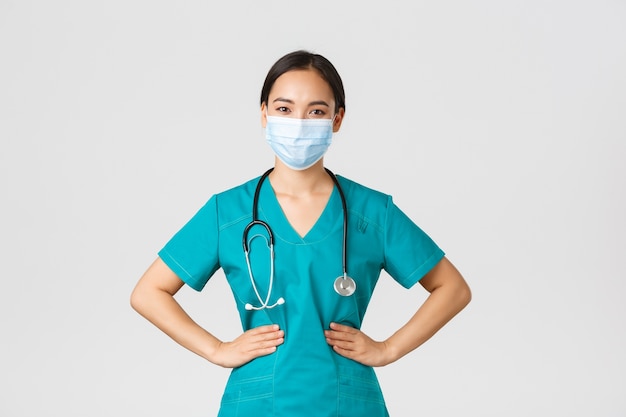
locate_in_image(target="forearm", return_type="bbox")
[131,286,221,363]
[384,274,471,363]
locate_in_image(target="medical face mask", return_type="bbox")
[265,115,334,170]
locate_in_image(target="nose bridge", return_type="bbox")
[294,108,308,119]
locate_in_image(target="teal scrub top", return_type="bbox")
[158,174,445,417]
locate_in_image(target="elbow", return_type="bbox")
[461,283,472,308]
[456,280,472,311]
[130,285,145,314]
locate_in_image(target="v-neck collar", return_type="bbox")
[257,178,342,244]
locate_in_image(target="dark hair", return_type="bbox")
[260,50,346,114]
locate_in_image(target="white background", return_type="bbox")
[1,1,625,416]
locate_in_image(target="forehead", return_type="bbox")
[269,69,334,100]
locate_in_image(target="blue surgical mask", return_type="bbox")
[265,115,334,170]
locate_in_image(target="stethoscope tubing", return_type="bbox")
[325,167,349,280]
[242,168,275,253]
[242,167,354,310]
[243,167,347,273]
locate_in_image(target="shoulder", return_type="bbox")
[336,175,391,206]
[335,174,392,228]
[203,176,261,227]
[216,176,260,201]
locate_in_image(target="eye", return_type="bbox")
[309,109,327,117]
[276,106,290,113]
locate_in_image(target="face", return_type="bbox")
[261,69,344,132]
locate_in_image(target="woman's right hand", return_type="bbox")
[213,325,284,368]
[131,258,285,369]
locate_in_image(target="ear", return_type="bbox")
[260,103,267,128]
[332,107,345,133]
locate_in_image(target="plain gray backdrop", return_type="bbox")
[1,1,625,415]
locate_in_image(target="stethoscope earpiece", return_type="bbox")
[244,297,285,311]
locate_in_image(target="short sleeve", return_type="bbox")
[158,195,220,291]
[383,198,445,288]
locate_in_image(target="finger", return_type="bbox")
[331,344,356,359]
[246,344,280,360]
[328,341,355,352]
[249,324,281,335]
[324,330,352,342]
[325,333,355,349]
[329,322,357,333]
[251,337,284,351]
[265,334,284,346]
[240,335,283,359]
[252,329,284,342]
[245,326,284,345]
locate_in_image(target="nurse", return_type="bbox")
[131,50,471,416]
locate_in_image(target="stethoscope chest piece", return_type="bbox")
[334,275,356,296]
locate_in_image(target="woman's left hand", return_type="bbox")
[324,322,392,367]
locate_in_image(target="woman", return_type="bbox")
[131,50,471,416]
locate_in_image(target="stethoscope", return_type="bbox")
[242,167,357,310]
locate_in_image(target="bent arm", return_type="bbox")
[325,256,471,366]
[130,257,222,362]
[384,256,471,362]
[130,257,284,368]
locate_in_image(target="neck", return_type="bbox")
[269,159,332,196]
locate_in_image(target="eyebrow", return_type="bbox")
[272,97,330,107]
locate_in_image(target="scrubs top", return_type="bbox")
[158,174,445,417]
